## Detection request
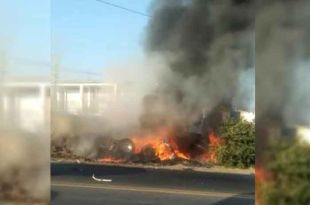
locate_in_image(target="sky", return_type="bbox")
[0,0,153,80]
[0,0,51,78]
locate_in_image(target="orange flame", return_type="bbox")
[168,136,190,160]
[98,156,125,163]
[131,127,190,161]
[199,131,222,162]
[200,152,217,162]
[255,166,272,205]
[208,131,222,146]
[174,150,190,160]
[131,128,167,153]
[256,166,272,184]
[156,142,175,160]
[100,128,223,163]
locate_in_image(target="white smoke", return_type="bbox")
[101,57,164,134]
[233,68,255,112]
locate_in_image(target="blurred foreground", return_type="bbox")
[256,0,310,204]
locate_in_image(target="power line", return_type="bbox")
[95,0,151,18]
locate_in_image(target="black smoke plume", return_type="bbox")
[141,0,255,133]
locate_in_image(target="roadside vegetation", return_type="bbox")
[259,139,310,204]
[216,118,255,168]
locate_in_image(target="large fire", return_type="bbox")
[99,127,222,163]
[199,131,222,162]
[131,127,191,161]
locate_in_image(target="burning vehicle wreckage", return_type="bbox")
[51,109,225,167]
[97,123,222,165]
[52,117,221,165]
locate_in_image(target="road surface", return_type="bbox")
[51,162,255,205]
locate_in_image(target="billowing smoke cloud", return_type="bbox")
[142,0,254,130]
[102,58,162,134]
[233,68,255,112]
[256,0,310,127]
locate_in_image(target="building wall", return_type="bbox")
[1,82,117,134]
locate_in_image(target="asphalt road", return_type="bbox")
[51,163,255,205]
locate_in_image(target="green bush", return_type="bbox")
[216,118,255,168]
[260,140,310,205]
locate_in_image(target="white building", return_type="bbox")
[53,81,117,114]
[0,81,118,133]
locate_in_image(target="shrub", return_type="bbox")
[216,118,255,168]
[259,140,310,205]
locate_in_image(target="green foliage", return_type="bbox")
[260,140,310,205]
[216,118,255,168]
